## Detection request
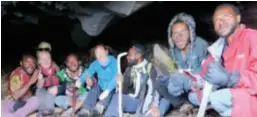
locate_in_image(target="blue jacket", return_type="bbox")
[80,55,118,92]
[167,13,209,74]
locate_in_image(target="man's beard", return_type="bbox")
[22,66,34,76]
[68,66,80,73]
[219,24,238,38]
[127,60,137,67]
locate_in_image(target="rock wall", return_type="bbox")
[241,2,257,29]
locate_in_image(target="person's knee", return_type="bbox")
[160,98,170,107]
[21,97,40,111]
[55,96,69,108]
[188,92,199,106]
[2,111,14,117]
[209,90,227,109]
[2,100,12,107]
[1,100,13,112]
[78,93,88,101]
[99,94,114,107]
[55,96,63,103]
[209,90,233,116]
[209,93,220,108]
[167,83,183,96]
[209,89,231,108]
[107,93,118,107]
[28,97,40,107]
[111,93,118,101]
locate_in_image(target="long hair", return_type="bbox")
[89,44,117,62]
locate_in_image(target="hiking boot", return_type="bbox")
[93,103,105,115]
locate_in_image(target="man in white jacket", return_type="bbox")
[104,44,170,117]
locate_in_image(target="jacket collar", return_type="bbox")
[208,24,246,62]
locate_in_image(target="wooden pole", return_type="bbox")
[117,52,127,117]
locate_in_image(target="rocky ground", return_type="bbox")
[165,103,220,117]
[1,69,9,99]
[123,102,220,117]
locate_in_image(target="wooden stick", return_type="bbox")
[197,82,213,117]
[71,87,77,117]
[197,55,218,117]
[117,52,127,117]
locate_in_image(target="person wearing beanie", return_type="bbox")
[104,44,170,117]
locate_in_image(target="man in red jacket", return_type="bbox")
[2,54,40,117]
[200,4,257,117]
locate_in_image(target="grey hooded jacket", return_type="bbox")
[167,13,209,74]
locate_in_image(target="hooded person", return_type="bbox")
[155,13,209,108]
[167,12,209,74]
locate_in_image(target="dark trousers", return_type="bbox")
[83,85,114,111]
[155,76,186,107]
[36,88,56,111]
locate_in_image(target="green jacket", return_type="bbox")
[57,68,87,95]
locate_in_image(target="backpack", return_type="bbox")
[136,62,156,115]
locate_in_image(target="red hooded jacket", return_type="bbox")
[201,24,257,117]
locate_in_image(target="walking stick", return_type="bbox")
[117,52,128,117]
[71,87,77,117]
[197,55,219,117]
[197,82,213,117]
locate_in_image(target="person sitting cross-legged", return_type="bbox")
[1,54,40,117]
[35,51,60,117]
[54,53,88,117]
[154,13,209,110]
[77,44,118,116]
[104,44,170,117]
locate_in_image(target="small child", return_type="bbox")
[36,51,60,116]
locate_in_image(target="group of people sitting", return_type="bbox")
[2,3,257,117]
